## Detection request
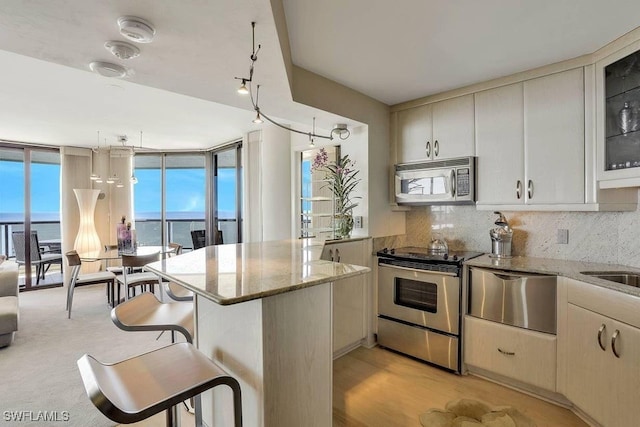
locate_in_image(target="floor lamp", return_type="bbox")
[73,189,101,273]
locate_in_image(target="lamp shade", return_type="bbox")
[73,189,102,257]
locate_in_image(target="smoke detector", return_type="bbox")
[89,61,129,78]
[117,16,156,43]
[104,41,140,60]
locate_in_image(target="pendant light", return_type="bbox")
[130,131,141,184]
[90,131,102,181]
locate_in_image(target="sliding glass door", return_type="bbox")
[0,146,61,289]
[134,153,206,250]
[213,144,242,245]
[133,144,243,250]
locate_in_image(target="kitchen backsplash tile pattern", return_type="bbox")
[374,199,640,268]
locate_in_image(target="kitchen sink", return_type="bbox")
[580,271,640,287]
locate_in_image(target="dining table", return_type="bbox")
[78,245,176,262]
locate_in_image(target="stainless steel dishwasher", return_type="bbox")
[468,267,557,334]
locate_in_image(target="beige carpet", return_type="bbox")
[0,284,177,427]
[420,398,537,427]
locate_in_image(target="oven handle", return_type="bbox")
[378,263,458,277]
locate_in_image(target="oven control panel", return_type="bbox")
[377,257,460,276]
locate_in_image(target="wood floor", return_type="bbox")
[333,346,588,427]
[121,346,588,426]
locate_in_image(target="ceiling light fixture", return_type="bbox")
[117,16,156,43]
[235,22,350,143]
[104,40,140,60]
[89,61,129,78]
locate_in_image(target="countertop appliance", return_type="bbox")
[395,156,476,205]
[376,246,482,372]
[468,267,557,334]
[489,211,513,258]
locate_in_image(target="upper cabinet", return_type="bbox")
[596,43,640,188]
[396,94,475,163]
[476,69,585,207]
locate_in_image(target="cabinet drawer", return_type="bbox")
[464,316,556,391]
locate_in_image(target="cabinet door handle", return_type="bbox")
[335,248,341,263]
[329,249,334,262]
[426,141,431,158]
[497,348,515,356]
[516,180,522,199]
[434,140,439,157]
[450,169,456,196]
[612,329,621,358]
[597,324,607,351]
[527,180,533,199]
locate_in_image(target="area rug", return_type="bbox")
[0,285,175,427]
[419,398,537,427]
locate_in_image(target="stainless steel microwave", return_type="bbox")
[395,156,476,205]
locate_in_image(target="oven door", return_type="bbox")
[378,263,460,334]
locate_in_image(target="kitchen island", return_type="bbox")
[145,239,370,427]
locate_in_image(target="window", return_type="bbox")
[0,146,61,289]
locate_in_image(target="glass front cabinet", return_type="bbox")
[597,41,640,188]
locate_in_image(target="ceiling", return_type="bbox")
[1,0,640,150]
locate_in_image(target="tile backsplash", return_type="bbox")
[374,200,640,268]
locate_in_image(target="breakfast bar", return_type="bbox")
[145,239,370,426]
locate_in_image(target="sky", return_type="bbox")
[0,160,237,221]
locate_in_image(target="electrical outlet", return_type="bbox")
[557,229,569,244]
[354,216,363,228]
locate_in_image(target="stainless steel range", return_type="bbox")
[376,247,482,372]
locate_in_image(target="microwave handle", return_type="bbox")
[450,169,456,196]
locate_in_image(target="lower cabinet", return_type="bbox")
[566,303,640,427]
[464,316,557,392]
[323,239,368,357]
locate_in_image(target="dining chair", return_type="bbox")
[65,250,116,318]
[190,230,206,250]
[12,231,63,285]
[116,252,162,302]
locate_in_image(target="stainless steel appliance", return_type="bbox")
[468,267,557,334]
[395,156,476,205]
[377,247,482,372]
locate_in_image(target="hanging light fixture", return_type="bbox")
[90,131,102,182]
[234,22,350,144]
[130,132,141,184]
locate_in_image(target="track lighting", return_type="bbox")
[237,79,249,95]
[234,22,350,144]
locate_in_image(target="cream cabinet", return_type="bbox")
[396,94,475,164]
[476,68,585,208]
[563,279,640,427]
[322,239,369,357]
[464,315,557,392]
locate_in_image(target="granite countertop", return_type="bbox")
[145,239,370,305]
[466,254,640,298]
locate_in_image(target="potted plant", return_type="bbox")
[311,148,361,239]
